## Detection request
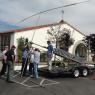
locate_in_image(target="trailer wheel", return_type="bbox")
[73,69,80,78]
[82,68,88,77]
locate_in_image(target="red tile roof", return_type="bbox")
[0,20,85,36]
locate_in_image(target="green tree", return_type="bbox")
[58,31,74,51]
[47,25,62,48]
[47,26,74,51]
[17,37,32,62]
[17,37,25,61]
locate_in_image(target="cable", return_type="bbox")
[31,15,41,42]
[18,0,89,23]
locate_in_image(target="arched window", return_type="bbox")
[75,43,87,59]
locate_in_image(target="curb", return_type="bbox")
[14,65,47,70]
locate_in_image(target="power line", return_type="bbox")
[18,0,89,24]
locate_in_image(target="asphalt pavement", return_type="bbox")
[0,70,95,95]
[1,61,95,95]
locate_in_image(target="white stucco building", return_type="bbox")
[0,20,87,59]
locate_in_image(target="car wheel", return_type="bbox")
[73,69,80,78]
[82,68,88,77]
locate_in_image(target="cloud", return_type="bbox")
[0,0,95,35]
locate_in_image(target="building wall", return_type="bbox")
[0,33,12,57]
[10,33,15,47]
[13,23,85,54]
[14,27,50,51]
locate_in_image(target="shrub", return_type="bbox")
[17,37,25,61]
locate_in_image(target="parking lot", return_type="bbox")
[0,69,95,95]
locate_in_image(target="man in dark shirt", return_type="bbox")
[5,45,16,83]
[21,47,28,76]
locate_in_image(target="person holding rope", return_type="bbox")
[21,47,28,76]
[5,45,16,83]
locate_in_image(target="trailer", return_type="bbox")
[31,42,95,78]
[40,48,95,78]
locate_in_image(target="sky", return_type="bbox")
[0,0,95,35]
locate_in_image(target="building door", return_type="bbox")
[0,33,11,51]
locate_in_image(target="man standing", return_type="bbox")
[33,48,40,78]
[21,47,28,76]
[5,45,16,83]
[29,47,34,76]
[47,41,53,71]
[0,46,9,76]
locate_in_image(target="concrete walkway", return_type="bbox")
[14,64,47,70]
[0,61,47,71]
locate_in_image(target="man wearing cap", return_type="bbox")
[0,46,9,76]
[5,45,16,83]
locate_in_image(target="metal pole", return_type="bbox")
[88,38,90,62]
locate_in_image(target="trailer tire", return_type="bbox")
[73,69,80,78]
[82,68,88,77]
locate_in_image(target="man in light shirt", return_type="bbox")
[29,47,34,75]
[21,47,28,76]
[0,46,9,76]
[33,48,40,78]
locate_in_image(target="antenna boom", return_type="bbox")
[18,0,89,23]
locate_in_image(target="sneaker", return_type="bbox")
[30,75,34,78]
